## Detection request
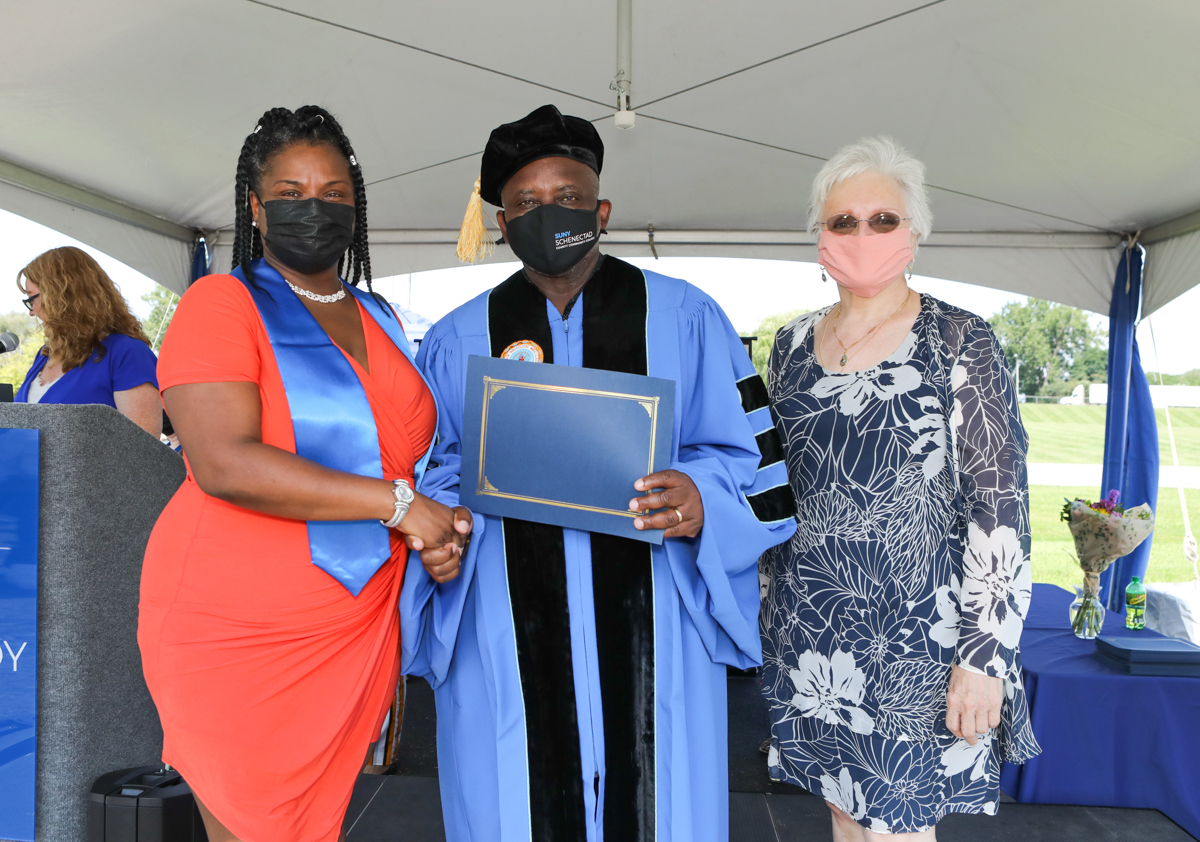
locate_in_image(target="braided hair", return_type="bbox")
[231,105,373,291]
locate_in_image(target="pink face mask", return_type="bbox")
[818,227,914,298]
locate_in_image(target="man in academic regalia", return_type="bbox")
[400,104,797,842]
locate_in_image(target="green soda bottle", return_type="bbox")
[1125,576,1146,630]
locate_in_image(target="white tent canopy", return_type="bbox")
[2,0,1198,315]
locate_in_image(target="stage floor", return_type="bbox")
[342,674,1198,841]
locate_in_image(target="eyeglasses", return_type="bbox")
[21,293,40,312]
[821,213,910,235]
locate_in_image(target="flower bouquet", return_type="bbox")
[1060,491,1155,639]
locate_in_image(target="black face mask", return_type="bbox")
[261,198,355,275]
[504,203,601,277]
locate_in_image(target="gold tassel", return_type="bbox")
[456,178,495,264]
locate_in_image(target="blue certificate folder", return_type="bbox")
[460,355,676,543]
[1096,635,1200,664]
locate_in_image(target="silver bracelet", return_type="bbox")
[380,479,414,529]
[381,506,405,529]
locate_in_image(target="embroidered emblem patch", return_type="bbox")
[501,339,544,363]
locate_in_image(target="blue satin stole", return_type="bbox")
[233,259,436,596]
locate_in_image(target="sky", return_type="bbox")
[1,206,1197,374]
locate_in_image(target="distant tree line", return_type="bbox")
[741,309,807,385]
[0,285,178,390]
[740,298,1113,399]
[0,311,43,391]
[13,287,1183,402]
[1145,369,1200,386]
[141,285,179,352]
[987,300,1107,397]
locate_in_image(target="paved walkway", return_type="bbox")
[1028,463,1200,489]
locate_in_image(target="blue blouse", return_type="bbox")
[15,333,158,407]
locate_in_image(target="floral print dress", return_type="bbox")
[760,294,1040,834]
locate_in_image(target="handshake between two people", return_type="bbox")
[399,496,473,584]
[401,468,705,584]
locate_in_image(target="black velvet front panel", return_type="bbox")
[590,533,655,840]
[487,258,657,842]
[578,256,647,374]
[583,258,657,842]
[488,270,555,361]
[491,271,588,842]
[501,518,588,842]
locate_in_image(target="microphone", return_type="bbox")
[0,332,18,354]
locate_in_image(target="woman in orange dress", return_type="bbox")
[139,106,472,842]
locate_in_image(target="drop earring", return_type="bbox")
[905,262,913,283]
[820,266,827,283]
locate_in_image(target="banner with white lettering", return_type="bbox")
[0,429,38,842]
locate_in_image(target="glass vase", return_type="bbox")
[1070,575,1105,639]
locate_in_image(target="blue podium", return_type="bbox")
[0,428,38,841]
[0,405,185,842]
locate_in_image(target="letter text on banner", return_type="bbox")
[0,428,39,842]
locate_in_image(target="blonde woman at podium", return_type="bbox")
[15,246,161,435]
[138,106,471,842]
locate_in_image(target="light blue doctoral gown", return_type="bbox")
[400,267,796,842]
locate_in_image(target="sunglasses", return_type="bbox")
[822,212,910,235]
[21,293,40,312]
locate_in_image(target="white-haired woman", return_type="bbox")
[759,137,1039,839]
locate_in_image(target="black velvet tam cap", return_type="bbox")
[480,104,604,206]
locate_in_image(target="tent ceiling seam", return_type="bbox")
[226,0,1129,239]
[632,113,1117,233]
[635,0,952,109]
[923,184,1116,234]
[362,104,1117,235]
[240,0,609,109]
[360,106,1120,234]
[362,110,825,199]
[633,112,829,162]
[366,150,482,188]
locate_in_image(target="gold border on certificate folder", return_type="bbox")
[477,376,660,518]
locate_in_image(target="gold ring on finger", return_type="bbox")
[674,508,684,525]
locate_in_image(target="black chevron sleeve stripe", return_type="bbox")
[736,374,770,415]
[755,428,785,470]
[747,484,796,523]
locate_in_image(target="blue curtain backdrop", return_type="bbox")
[189,236,210,286]
[1099,244,1159,611]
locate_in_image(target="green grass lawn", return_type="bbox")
[1021,404,1200,586]
[1020,404,1200,465]
[1031,485,1200,588]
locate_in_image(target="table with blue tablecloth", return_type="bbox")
[1001,583,1200,839]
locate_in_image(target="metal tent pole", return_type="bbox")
[612,0,635,129]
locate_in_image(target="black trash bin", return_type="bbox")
[88,766,208,842]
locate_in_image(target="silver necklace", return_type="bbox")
[286,279,346,304]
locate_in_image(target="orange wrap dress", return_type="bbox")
[139,274,436,842]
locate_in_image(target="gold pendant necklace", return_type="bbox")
[831,290,912,369]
